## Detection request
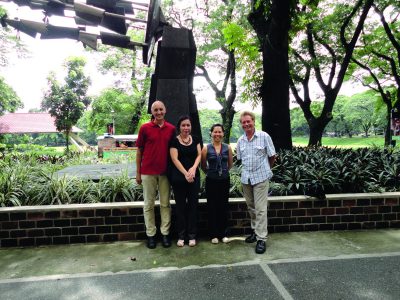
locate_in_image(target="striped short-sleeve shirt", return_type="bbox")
[236,130,276,185]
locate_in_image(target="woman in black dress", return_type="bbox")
[169,116,202,247]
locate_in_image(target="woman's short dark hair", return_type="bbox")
[176,115,192,133]
[210,123,225,133]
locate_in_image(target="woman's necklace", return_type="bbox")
[180,134,191,145]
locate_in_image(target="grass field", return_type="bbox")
[292,136,386,148]
[42,136,389,152]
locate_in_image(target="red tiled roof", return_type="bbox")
[0,113,82,134]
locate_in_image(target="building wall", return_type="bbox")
[1,193,399,248]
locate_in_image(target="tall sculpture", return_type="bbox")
[0,0,202,140]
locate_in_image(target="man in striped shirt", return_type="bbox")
[236,111,276,254]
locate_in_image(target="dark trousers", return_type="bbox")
[172,177,200,240]
[206,176,230,239]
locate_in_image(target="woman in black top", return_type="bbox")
[169,116,202,247]
[201,124,233,244]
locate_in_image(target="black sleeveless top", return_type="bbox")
[206,143,229,179]
[168,135,200,183]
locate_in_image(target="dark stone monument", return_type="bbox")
[149,26,202,140]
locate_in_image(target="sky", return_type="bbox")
[3,38,113,112]
[2,34,230,112]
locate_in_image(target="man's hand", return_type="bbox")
[136,173,142,185]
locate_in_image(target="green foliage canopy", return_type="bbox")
[0,76,23,115]
[41,57,91,152]
[88,88,141,135]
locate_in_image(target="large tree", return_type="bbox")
[41,57,91,152]
[289,0,373,146]
[248,0,294,150]
[350,1,400,146]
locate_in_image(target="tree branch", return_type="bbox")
[337,0,373,92]
[373,4,400,63]
[196,65,220,95]
[225,50,237,109]
[247,0,270,46]
[306,23,327,91]
[351,57,390,105]
[340,0,365,49]
[313,33,337,87]
[371,50,400,87]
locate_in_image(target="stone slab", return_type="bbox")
[55,163,136,180]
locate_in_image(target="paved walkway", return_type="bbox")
[1,229,400,299]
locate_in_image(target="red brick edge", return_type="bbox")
[1,193,399,247]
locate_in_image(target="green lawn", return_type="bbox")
[292,136,385,148]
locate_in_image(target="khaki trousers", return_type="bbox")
[242,180,269,241]
[142,175,171,237]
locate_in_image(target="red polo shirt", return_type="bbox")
[136,120,175,175]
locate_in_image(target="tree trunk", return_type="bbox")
[308,116,331,146]
[220,104,235,143]
[308,124,324,146]
[197,49,237,144]
[131,95,148,133]
[385,105,392,147]
[260,0,292,151]
[363,126,369,137]
[220,50,237,144]
[65,132,69,153]
[249,0,292,151]
[390,94,400,146]
[130,56,151,133]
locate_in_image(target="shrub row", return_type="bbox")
[0,147,399,206]
[270,147,400,198]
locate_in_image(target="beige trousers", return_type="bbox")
[141,175,171,237]
[242,180,269,241]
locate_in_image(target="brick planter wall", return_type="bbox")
[1,192,399,248]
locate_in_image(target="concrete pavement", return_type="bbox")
[1,229,400,299]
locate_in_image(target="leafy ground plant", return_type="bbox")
[1,147,399,206]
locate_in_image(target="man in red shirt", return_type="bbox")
[136,100,176,249]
